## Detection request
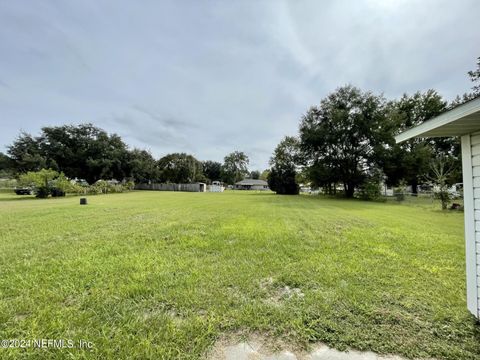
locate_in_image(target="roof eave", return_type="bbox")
[395,96,480,143]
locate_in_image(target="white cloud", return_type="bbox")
[0,0,478,169]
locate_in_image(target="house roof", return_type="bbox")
[395,96,480,143]
[235,179,268,186]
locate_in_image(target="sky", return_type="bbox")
[0,0,478,170]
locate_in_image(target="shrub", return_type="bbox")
[89,180,135,194]
[433,189,451,210]
[358,178,382,201]
[19,169,62,198]
[393,181,407,202]
[268,165,299,195]
[357,169,384,201]
[124,180,135,191]
[50,187,66,197]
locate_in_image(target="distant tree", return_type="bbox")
[7,132,47,173]
[305,161,340,194]
[259,169,270,181]
[7,124,130,183]
[250,170,260,179]
[468,56,480,96]
[268,136,300,194]
[381,90,457,192]
[202,160,222,183]
[267,166,299,195]
[271,136,301,168]
[0,152,14,177]
[221,151,249,184]
[445,58,479,108]
[158,153,203,183]
[449,93,477,108]
[299,85,389,197]
[126,149,159,183]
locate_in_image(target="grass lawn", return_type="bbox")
[0,191,478,359]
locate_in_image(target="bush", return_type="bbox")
[124,180,135,191]
[433,189,451,210]
[51,187,66,197]
[89,180,135,195]
[16,171,135,197]
[358,179,382,201]
[268,166,299,195]
[0,178,17,189]
[357,170,383,201]
[35,186,51,198]
[19,169,62,198]
[393,181,407,202]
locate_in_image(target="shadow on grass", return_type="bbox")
[0,195,38,202]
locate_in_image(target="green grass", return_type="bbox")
[0,191,478,359]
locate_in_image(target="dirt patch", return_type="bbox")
[206,333,304,360]
[206,333,411,359]
[260,277,305,307]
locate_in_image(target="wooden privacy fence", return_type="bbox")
[135,183,206,192]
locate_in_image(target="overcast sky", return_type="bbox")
[0,0,478,169]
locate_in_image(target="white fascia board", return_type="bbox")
[395,97,480,143]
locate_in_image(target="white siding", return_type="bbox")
[463,133,480,317]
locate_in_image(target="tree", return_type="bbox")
[299,85,389,197]
[0,152,14,177]
[468,56,480,96]
[221,151,249,184]
[268,136,300,195]
[7,132,47,173]
[271,136,301,169]
[158,153,203,183]
[126,149,159,183]
[425,156,456,210]
[381,90,456,192]
[7,124,131,183]
[202,161,222,183]
[259,170,270,181]
[267,166,299,195]
[250,170,260,180]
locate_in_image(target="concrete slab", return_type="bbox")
[264,351,298,360]
[207,338,416,360]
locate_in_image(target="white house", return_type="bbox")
[234,179,269,190]
[395,96,480,319]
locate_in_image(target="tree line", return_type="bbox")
[267,58,480,196]
[2,57,479,196]
[0,123,260,185]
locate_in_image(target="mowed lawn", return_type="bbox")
[0,191,479,359]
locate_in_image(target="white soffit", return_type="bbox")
[395,97,480,143]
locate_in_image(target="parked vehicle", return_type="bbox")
[14,187,33,195]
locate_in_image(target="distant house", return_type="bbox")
[234,179,269,190]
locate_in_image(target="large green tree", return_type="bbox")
[158,153,203,183]
[221,151,249,184]
[202,160,222,183]
[8,124,130,184]
[268,136,300,195]
[381,90,459,192]
[126,149,160,183]
[0,152,14,177]
[299,85,389,197]
[7,132,47,173]
[250,170,260,180]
